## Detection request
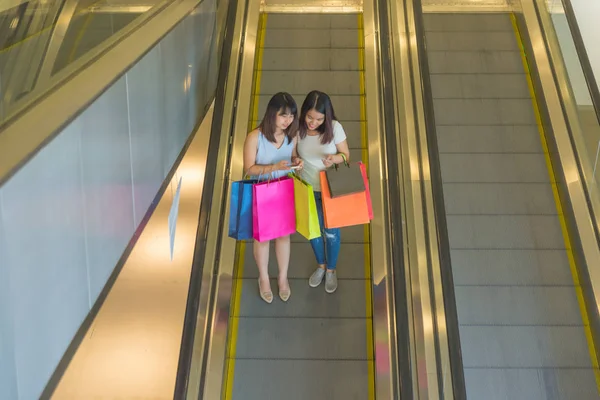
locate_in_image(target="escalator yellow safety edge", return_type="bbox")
[358,12,376,400]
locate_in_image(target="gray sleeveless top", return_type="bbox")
[253,131,294,180]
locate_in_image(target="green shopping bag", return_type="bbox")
[291,173,321,240]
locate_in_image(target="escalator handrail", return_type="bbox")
[409,1,468,399]
[373,0,414,397]
[0,0,204,188]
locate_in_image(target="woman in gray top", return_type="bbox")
[297,91,350,294]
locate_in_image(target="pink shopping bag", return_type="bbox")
[252,176,296,242]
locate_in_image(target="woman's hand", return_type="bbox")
[292,157,304,170]
[274,160,290,171]
[322,154,336,168]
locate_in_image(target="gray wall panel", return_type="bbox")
[190,0,216,125]
[177,18,194,137]
[2,122,89,400]
[0,194,18,400]
[161,24,190,172]
[127,47,166,227]
[79,77,135,301]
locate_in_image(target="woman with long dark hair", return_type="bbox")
[297,90,350,293]
[243,92,303,303]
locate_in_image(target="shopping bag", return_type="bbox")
[320,161,373,229]
[253,176,296,242]
[228,179,257,240]
[290,173,321,240]
[325,160,366,198]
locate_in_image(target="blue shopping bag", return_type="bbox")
[228,179,257,240]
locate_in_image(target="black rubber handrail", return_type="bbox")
[409,4,468,399]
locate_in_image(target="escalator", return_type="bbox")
[421,12,600,399]
[222,12,375,399]
[173,3,600,399]
[5,0,600,397]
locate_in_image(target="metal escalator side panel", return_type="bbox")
[364,0,418,398]
[362,0,416,397]
[172,0,239,398]
[221,9,266,400]
[407,1,468,399]
[182,0,259,398]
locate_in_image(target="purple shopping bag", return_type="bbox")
[252,176,296,242]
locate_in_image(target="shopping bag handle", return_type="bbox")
[256,167,278,185]
[242,167,277,182]
[333,153,350,171]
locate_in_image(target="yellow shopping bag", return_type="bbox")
[291,173,321,240]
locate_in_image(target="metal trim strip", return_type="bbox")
[421,5,512,12]
[261,5,362,12]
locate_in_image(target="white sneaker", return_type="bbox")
[309,267,326,287]
[325,270,337,293]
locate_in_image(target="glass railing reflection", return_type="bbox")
[536,0,600,228]
[0,0,164,126]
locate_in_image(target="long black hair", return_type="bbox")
[257,92,298,144]
[298,90,338,145]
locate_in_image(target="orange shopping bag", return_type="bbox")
[320,161,373,229]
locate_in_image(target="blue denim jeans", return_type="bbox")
[310,191,341,270]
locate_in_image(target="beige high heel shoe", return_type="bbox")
[279,281,291,302]
[258,278,273,304]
